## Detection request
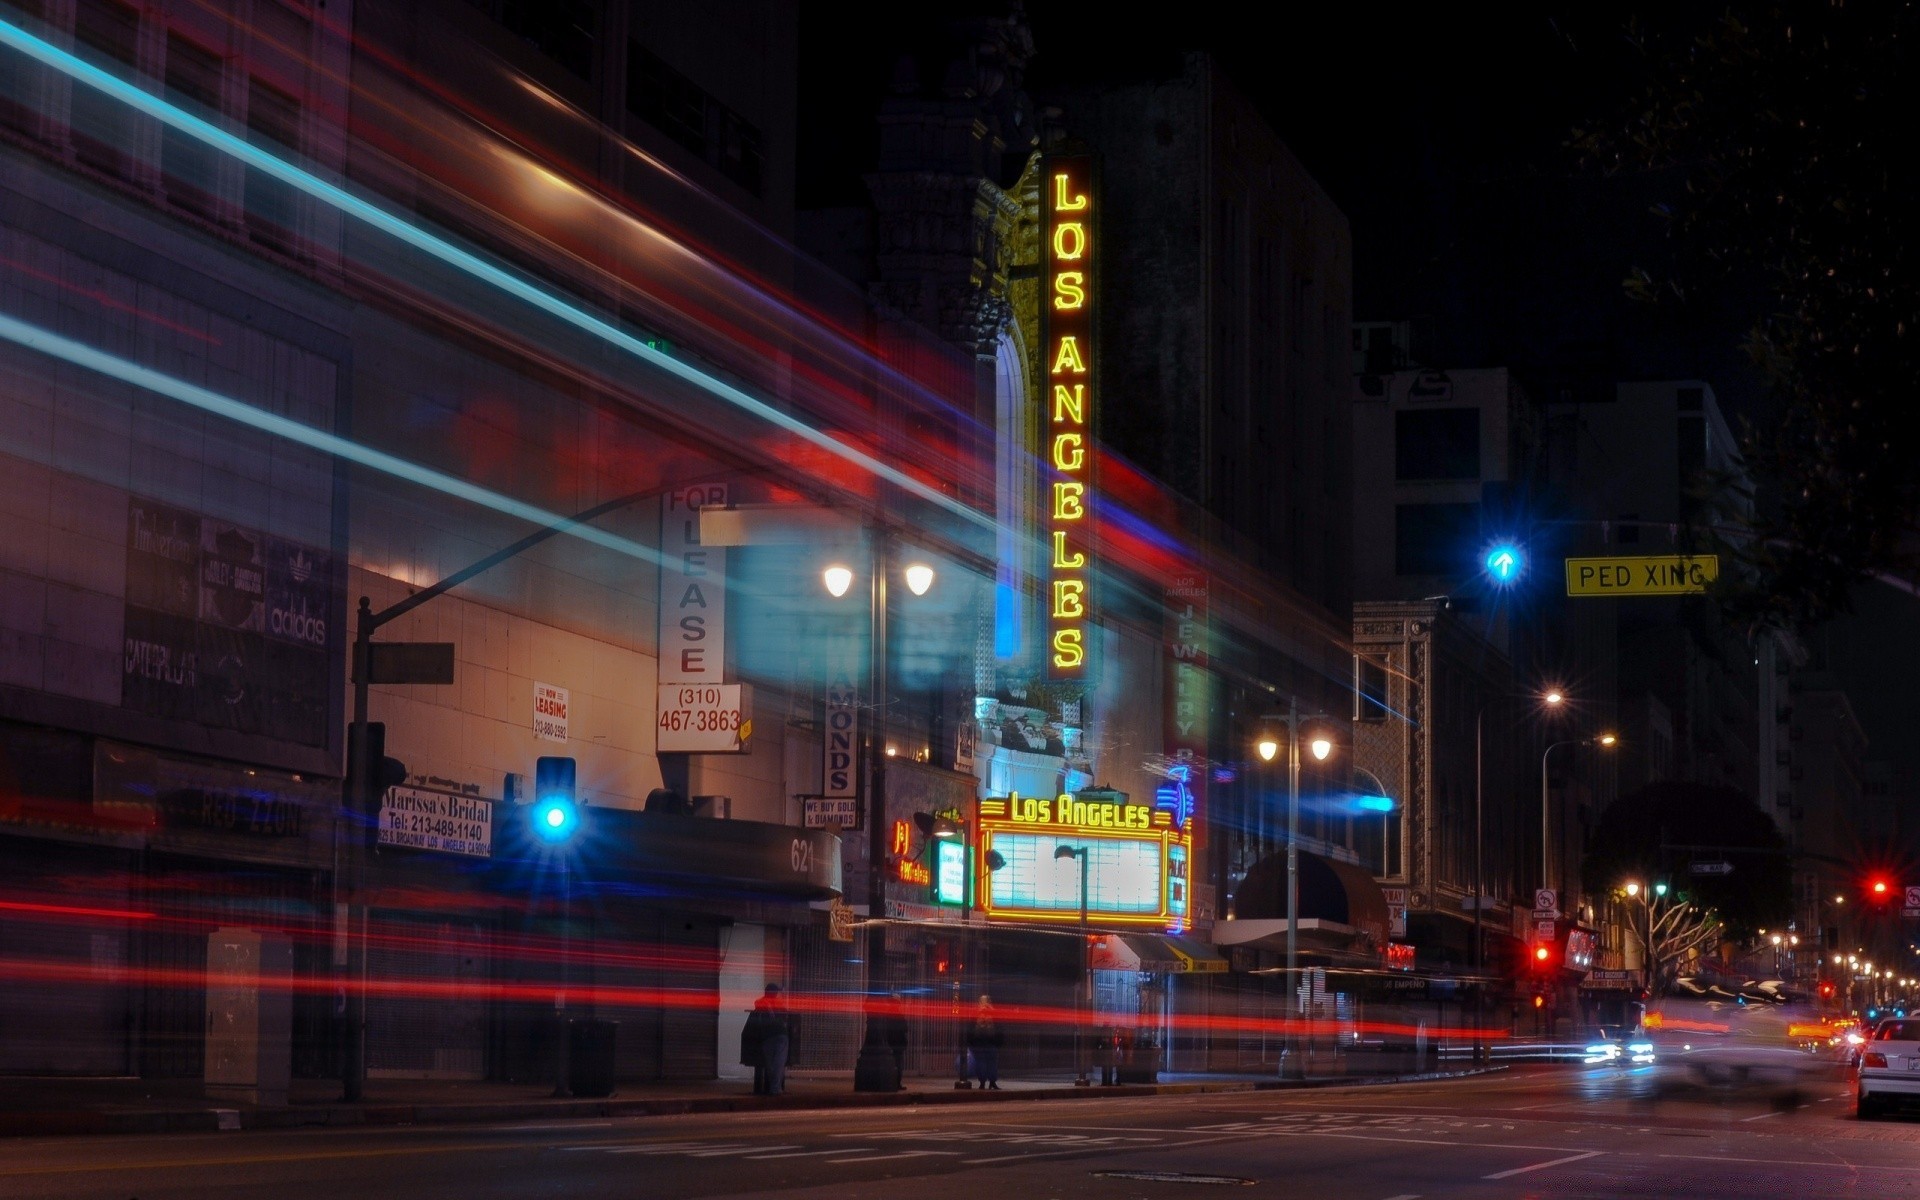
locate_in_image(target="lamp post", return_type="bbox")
[1539,733,1616,896]
[1255,698,1333,1079]
[827,533,937,1092]
[1467,687,1565,1063]
[1055,844,1091,1086]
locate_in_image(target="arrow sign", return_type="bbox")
[1689,861,1733,876]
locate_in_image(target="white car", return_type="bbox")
[1857,1019,1920,1119]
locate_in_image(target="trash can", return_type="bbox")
[568,1019,618,1098]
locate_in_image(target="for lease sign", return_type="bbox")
[533,681,569,742]
[658,484,728,683]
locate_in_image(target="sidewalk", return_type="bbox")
[0,1065,1496,1139]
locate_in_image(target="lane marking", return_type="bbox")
[606,1143,761,1155]
[829,1150,962,1164]
[1381,1195,1423,1200]
[0,1141,510,1179]
[497,1121,616,1131]
[746,1148,875,1160]
[685,1145,801,1157]
[1483,1150,1603,1180]
[1739,1111,1780,1123]
[1656,1153,1920,1173]
[962,1134,1271,1166]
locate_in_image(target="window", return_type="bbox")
[1356,656,1389,723]
[163,33,224,216]
[469,0,596,81]
[245,77,301,250]
[627,43,763,196]
[1395,503,1478,578]
[71,0,142,176]
[1395,408,1480,480]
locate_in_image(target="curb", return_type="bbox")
[0,1068,1505,1139]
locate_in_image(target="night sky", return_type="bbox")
[796,1,1920,793]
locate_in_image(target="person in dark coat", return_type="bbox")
[752,983,793,1095]
[741,995,770,1093]
[867,991,910,1090]
[966,995,1004,1089]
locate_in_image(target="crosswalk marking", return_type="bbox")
[828,1150,962,1164]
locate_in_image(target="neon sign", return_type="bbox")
[1044,156,1095,681]
[891,820,930,885]
[976,790,1184,927]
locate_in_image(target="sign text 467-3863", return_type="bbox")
[656,682,750,753]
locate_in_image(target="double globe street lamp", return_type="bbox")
[820,537,939,1093]
[1255,701,1334,1079]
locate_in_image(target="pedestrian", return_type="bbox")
[967,995,1004,1089]
[753,983,793,1095]
[867,990,910,1090]
[1095,1023,1118,1086]
[740,997,769,1094]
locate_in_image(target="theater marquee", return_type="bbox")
[1044,155,1095,682]
[978,789,1188,927]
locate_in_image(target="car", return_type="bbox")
[1581,1024,1655,1066]
[1856,1018,1920,1119]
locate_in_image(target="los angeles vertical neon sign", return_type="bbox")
[1045,157,1094,681]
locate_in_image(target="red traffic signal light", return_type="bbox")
[1874,880,1890,896]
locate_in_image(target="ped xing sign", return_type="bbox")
[1566,554,1719,597]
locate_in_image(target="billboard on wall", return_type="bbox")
[122,497,336,747]
[978,790,1186,928]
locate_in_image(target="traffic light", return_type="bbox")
[347,722,408,843]
[530,756,579,844]
[1530,940,1557,974]
[1483,541,1525,586]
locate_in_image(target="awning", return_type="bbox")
[1090,931,1228,974]
[1231,847,1391,946]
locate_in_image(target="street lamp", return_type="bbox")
[824,536,937,1092]
[1470,687,1566,1060]
[1054,844,1091,1086]
[1254,699,1335,1079]
[1540,732,1617,898]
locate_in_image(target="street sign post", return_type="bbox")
[1689,861,1734,875]
[1565,554,1718,597]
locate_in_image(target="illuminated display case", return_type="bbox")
[978,790,1187,927]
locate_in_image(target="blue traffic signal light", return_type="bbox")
[1484,542,1525,585]
[532,756,578,844]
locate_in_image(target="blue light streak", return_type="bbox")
[0,311,665,567]
[0,16,994,537]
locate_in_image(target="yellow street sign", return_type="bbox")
[1565,554,1719,597]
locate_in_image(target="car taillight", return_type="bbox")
[1865,1052,1889,1068]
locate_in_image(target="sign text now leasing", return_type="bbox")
[1565,554,1719,597]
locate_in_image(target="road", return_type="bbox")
[5,1065,1918,1199]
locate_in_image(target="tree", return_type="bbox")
[1574,4,1920,628]
[1631,889,1725,997]
[1582,780,1793,975]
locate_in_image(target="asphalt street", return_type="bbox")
[4,1064,1917,1200]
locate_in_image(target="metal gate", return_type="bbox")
[367,913,490,1078]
